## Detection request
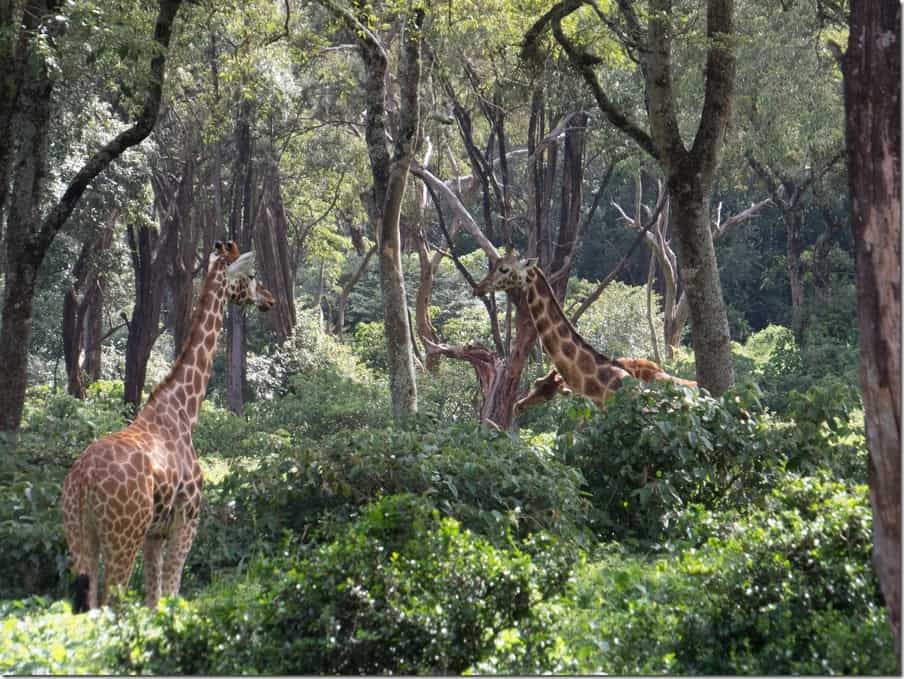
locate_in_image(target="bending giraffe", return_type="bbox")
[61,241,275,612]
[474,250,695,415]
[514,359,697,416]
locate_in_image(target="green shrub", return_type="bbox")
[200,420,591,557]
[352,319,389,371]
[119,495,576,675]
[778,381,867,481]
[245,308,371,400]
[733,324,860,416]
[485,474,895,675]
[558,380,779,542]
[0,598,119,674]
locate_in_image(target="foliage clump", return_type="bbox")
[557,380,778,542]
[479,474,894,675]
[187,420,591,587]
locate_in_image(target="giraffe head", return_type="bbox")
[473,250,539,296]
[209,241,276,312]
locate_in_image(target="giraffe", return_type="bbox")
[474,250,695,415]
[515,359,697,415]
[61,240,275,612]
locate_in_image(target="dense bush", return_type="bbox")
[188,421,591,585]
[480,474,895,675]
[558,379,779,542]
[0,382,128,601]
[1,496,575,675]
[733,324,860,416]
[170,496,572,675]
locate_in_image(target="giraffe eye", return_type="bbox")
[499,266,509,274]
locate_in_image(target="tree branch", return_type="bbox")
[33,0,184,255]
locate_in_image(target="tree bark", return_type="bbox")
[842,0,901,661]
[550,111,587,301]
[0,0,183,433]
[62,212,116,398]
[253,160,296,340]
[123,221,171,410]
[378,9,424,419]
[154,138,199,356]
[226,98,254,414]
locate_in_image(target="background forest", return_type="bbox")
[0,0,899,674]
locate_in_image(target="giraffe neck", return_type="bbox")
[141,261,230,429]
[524,268,613,385]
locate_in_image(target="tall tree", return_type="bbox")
[225,97,255,414]
[0,0,184,433]
[322,0,423,419]
[525,0,737,394]
[841,0,901,662]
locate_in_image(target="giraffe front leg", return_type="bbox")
[143,535,165,608]
[161,510,200,598]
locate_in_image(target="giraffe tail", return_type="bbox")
[63,465,95,614]
[72,574,90,613]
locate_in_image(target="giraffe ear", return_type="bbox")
[523,257,539,269]
[226,251,256,280]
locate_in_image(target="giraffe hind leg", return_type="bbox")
[161,510,200,598]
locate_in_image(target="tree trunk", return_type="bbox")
[0,0,183,434]
[550,111,587,300]
[226,98,254,414]
[786,210,806,341]
[842,0,901,661]
[668,178,733,393]
[154,139,199,357]
[123,222,169,411]
[253,161,296,340]
[378,9,424,420]
[62,213,116,398]
[482,293,537,429]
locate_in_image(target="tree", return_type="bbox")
[612,174,770,359]
[321,0,424,420]
[0,0,184,433]
[841,0,901,662]
[62,211,116,398]
[524,0,737,395]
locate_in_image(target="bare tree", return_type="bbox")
[841,0,901,661]
[419,100,595,429]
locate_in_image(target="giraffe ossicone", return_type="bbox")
[61,240,274,612]
[475,250,695,416]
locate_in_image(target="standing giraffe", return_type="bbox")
[474,250,695,415]
[61,241,275,612]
